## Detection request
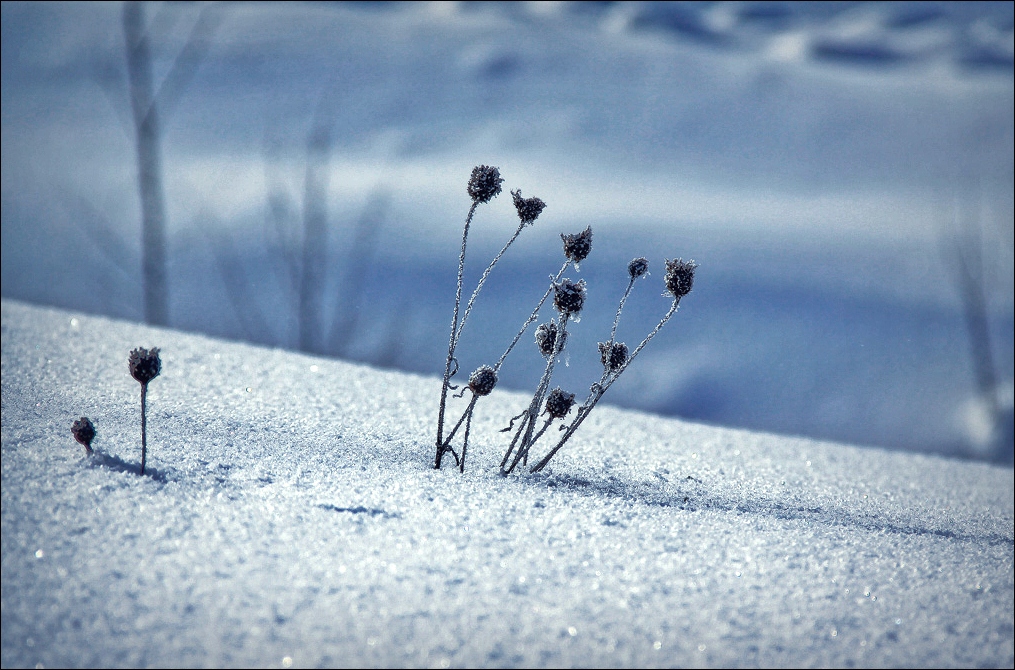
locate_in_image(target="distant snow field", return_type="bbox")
[2,300,1011,668]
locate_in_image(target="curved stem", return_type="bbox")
[494,260,570,373]
[435,201,478,469]
[457,221,527,344]
[609,277,636,344]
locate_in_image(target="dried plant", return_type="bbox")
[529,258,697,472]
[71,416,96,456]
[434,168,697,475]
[129,346,162,475]
[434,167,547,471]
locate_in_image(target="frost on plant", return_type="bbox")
[129,346,161,475]
[434,166,545,472]
[434,167,697,475]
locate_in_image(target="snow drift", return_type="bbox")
[1,299,1012,667]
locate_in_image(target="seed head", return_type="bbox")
[598,341,629,372]
[129,347,162,385]
[664,258,697,300]
[628,257,649,279]
[467,365,498,396]
[535,321,566,357]
[544,387,576,419]
[511,189,546,225]
[561,226,593,264]
[71,416,96,454]
[553,278,586,316]
[467,165,503,204]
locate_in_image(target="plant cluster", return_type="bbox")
[434,166,696,474]
[71,346,162,475]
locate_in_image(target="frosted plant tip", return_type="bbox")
[561,226,593,264]
[467,365,498,396]
[628,257,649,279]
[553,278,586,316]
[664,258,696,299]
[511,189,546,225]
[535,321,566,358]
[467,165,503,204]
[545,388,576,419]
[599,341,629,372]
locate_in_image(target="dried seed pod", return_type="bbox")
[664,258,697,299]
[598,341,629,372]
[553,278,586,316]
[467,165,504,204]
[128,347,161,384]
[628,257,649,279]
[512,189,546,225]
[535,321,566,357]
[560,226,593,264]
[467,365,498,396]
[71,416,96,455]
[544,387,576,419]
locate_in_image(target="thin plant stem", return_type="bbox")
[609,277,636,344]
[456,221,527,344]
[140,382,148,475]
[459,395,479,473]
[531,298,681,473]
[435,201,478,469]
[494,259,570,373]
[504,317,569,474]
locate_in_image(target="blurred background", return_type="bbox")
[2,1,1012,464]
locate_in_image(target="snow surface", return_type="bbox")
[2,299,1012,668]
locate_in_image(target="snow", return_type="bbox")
[3,298,1012,668]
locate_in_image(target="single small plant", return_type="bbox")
[434,167,548,471]
[71,416,96,455]
[129,346,161,475]
[529,258,697,473]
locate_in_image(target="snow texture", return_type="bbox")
[2,299,1012,668]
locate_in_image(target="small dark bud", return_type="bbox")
[553,278,586,316]
[535,321,566,357]
[511,189,546,225]
[467,365,498,396]
[628,257,649,279]
[664,258,697,299]
[598,341,629,372]
[129,347,162,385]
[71,416,95,454]
[561,226,593,264]
[467,165,503,204]
[544,388,576,419]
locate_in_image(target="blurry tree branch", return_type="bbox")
[123,1,223,326]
